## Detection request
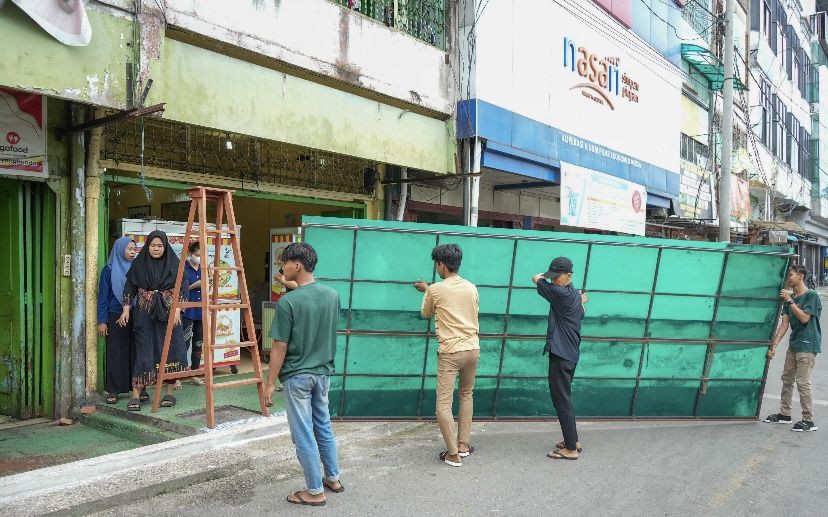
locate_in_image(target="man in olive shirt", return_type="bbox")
[265,243,344,506]
[414,244,480,467]
[764,265,822,432]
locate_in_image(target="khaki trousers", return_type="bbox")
[436,349,480,456]
[780,349,817,422]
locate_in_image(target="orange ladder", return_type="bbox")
[152,187,269,428]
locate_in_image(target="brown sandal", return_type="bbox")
[324,480,345,493]
[286,491,326,506]
[555,441,583,453]
[547,450,578,460]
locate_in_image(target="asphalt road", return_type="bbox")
[83,304,828,517]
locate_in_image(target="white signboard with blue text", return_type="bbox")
[560,162,647,235]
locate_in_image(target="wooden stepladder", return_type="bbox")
[152,187,269,428]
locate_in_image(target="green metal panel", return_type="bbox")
[301,216,791,420]
[0,180,55,418]
[0,179,24,417]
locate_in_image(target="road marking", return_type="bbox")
[763,393,828,407]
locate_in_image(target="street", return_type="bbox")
[1,305,823,517]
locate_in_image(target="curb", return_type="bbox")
[0,413,289,513]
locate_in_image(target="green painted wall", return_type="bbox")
[0,6,133,107]
[146,38,454,174]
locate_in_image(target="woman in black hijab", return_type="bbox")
[117,230,189,411]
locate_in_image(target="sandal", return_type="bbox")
[547,450,578,460]
[276,384,284,392]
[105,394,118,404]
[458,444,475,458]
[173,380,183,390]
[286,491,325,506]
[160,394,176,408]
[190,376,205,386]
[324,480,345,493]
[439,451,462,467]
[127,398,141,411]
[139,389,150,402]
[555,441,583,453]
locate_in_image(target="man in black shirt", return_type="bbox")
[533,256,587,460]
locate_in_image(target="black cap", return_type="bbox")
[544,257,573,279]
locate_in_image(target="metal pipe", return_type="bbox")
[470,138,481,227]
[395,167,408,222]
[69,104,87,410]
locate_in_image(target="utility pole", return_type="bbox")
[719,0,734,243]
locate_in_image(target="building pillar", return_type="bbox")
[69,104,86,409]
[84,108,104,395]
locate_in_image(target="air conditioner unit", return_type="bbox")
[768,229,789,244]
[811,103,819,115]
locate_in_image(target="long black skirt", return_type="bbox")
[131,306,188,389]
[106,313,134,395]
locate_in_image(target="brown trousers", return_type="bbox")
[436,349,480,456]
[780,349,817,422]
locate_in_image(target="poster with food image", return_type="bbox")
[270,229,301,302]
[123,222,242,368]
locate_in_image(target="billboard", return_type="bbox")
[474,0,682,175]
[0,88,47,178]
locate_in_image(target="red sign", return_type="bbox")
[0,88,47,178]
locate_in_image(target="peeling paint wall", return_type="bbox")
[0,4,134,107]
[163,0,453,115]
[149,38,453,174]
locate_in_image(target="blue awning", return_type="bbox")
[788,235,799,242]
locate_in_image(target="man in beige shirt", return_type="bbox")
[414,244,480,467]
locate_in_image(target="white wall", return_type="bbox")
[163,0,453,115]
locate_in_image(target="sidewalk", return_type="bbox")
[0,364,282,478]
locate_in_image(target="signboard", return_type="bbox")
[731,175,751,223]
[474,0,681,174]
[122,219,242,368]
[560,162,647,235]
[269,229,302,302]
[0,88,47,178]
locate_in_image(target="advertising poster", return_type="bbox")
[560,162,647,235]
[269,230,300,302]
[731,175,751,223]
[125,224,242,367]
[0,88,47,178]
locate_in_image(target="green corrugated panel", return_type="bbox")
[303,216,791,420]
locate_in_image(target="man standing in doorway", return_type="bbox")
[414,244,480,467]
[764,265,822,432]
[533,257,587,460]
[265,243,344,506]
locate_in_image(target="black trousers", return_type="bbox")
[548,354,578,450]
[105,313,134,395]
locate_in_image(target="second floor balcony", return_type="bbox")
[334,0,446,49]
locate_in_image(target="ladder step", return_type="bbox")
[178,301,202,309]
[160,369,206,380]
[187,229,237,236]
[213,378,262,390]
[210,340,257,350]
[208,303,249,310]
[208,266,243,272]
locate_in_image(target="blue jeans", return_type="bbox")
[283,373,340,495]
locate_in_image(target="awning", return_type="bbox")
[788,235,799,242]
[681,44,747,91]
[750,220,805,233]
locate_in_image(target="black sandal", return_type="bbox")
[160,394,176,408]
[127,398,141,411]
[105,394,118,404]
[139,388,149,402]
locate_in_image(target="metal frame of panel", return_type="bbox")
[303,217,793,420]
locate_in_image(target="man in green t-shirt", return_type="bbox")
[764,265,822,432]
[265,243,343,506]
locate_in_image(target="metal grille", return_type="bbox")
[682,0,714,45]
[100,116,375,196]
[333,0,446,50]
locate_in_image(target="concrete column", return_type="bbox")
[69,104,87,409]
[84,108,104,395]
[469,138,481,227]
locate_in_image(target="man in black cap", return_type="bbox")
[533,257,587,460]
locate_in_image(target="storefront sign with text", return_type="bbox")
[0,88,47,179]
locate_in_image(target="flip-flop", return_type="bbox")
[105,394,118,404]
[555,441,583,453]
[160,394,176,408]
[458,445,476,458]
[547,450,578,460]
[324,480,345,493]
[286,491,326,506]
[127,398,141,411]
[139,389,150,402]
[276,384,284,392]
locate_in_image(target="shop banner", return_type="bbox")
[731,175,751,223]
[269,229,301,302]
[0,88,47,178]
[126,231,241,367]
[560,162,647,235]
